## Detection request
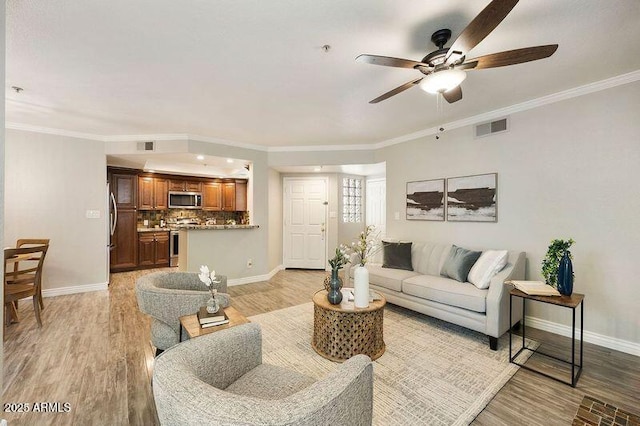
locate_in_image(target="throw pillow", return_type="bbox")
[440,245,482,282]
[382,241,413,271]
[468,250,509,289]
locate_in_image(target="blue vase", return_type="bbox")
[327,269,343,305]
[557,252,574,296]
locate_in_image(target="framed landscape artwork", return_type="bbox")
[446,173,497,222]
[406,179,445,221]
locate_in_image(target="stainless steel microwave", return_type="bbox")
[168,191,202,209]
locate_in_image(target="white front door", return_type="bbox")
[283,177,328,269]
[366,178,386,237]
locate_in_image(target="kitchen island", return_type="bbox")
[177,225,262,283]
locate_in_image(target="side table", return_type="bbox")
[179,306,249,340]
[312,289,386,362]
[509,288,584,387]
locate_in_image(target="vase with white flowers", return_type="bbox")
[198,265,222,313]
[349,225,380,308]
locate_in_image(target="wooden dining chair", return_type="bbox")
[15,238,50,310]
[4,245,49,329]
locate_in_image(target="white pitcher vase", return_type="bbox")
[353,265,370,308]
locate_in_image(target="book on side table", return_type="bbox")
[506,280,561,296]
[197,307,229,328]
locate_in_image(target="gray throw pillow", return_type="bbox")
[382,241,413,271]
[441,245,482,282]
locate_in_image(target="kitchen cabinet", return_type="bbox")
[203,179,247,211]
[138,176,168,210]
[203,182,222,211]
[109,168,138,272]
[138,232,170,267]
[110,210,138,271]
[112,172,137,209]
[222,182,236,211]
[169,179,203,193]
[235,180,247,212]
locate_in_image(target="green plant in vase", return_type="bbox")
[541,238,575,288]
[326,245,349,304]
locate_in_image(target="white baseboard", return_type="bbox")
[42,281,109,298]
[227,265,285,286]
[525,315,640,357]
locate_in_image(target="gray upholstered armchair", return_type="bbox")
[135,271,230,354]
[153,323,374,426]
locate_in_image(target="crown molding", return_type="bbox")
[7,69,640,151]
[373,69,640,149]
[268,143,375,153]
[5,122,106,141]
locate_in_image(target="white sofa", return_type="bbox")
[346,241,525,350]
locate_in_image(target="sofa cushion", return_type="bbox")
[440,245,482,282]
[357,264,420,292]
[382,241,413,271]
[402,275,488,313]
[468,250,509,289]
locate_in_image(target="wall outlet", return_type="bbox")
[247,259,253,268]
[86,210,101,219]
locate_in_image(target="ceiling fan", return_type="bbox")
[356,0,558,104]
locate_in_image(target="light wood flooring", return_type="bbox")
[2,268,639,425]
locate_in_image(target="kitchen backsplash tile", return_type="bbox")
[137,209,248,228]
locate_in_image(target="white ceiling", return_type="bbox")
[6,1,640,148]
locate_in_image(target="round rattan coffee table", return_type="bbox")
[311,289,386,362]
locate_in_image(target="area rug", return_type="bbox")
[249,303,535,425]
[573,395,640,426]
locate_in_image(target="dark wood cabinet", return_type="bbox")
[109,169,138,272]
[185,181,203,192]
[202,179,247,211]
[138,232,170,268]
[235,180,247,212]
[112,173,137,209]
[154,179,169,210]
[110,209,138,271]
[222,182,236,211]
[203,182,222,211]
[169,179,202,193]
[139,177,168,210]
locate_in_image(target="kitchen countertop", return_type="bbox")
[173,224,259,230]
[137,228,171,233]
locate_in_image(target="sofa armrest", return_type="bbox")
[485,251,526,338]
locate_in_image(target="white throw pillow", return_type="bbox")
[468,250,509,289]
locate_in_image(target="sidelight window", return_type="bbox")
[342,177,362,223]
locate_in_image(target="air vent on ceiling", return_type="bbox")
[475,117,508,138]
[137,141,155,151]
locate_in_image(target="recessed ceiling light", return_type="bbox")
[197,155,204,160]
[226,159,234,163]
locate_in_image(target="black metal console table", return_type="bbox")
[509,288,584,387]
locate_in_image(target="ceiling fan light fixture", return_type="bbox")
[419,69,467,94]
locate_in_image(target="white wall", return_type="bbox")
[267,168,283,270]
[5,129,108,292]
[381,81,640,348]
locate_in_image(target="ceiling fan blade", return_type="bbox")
[369,78,423,104]
[463,44,558,69]
[442,86,463,103]
[445,0,520,63]
[356,54,424,69]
